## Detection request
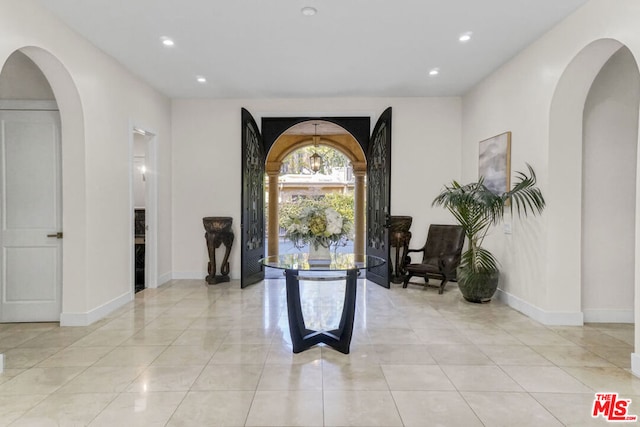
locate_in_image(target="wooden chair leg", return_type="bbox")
[438,279,448,294]
[402,273,413,288]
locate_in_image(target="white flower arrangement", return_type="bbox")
[285,205,352,250]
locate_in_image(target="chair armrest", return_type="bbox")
[404,247,425,265]
[438,253,461,276]
[405,248,423,254]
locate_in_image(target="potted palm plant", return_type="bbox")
[432,164,545,302]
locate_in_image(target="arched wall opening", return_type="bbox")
[548,38,627,321]
[1,46,86,324]
[582,46,640,323]
[548,38,640,372]
[265,120,367,257]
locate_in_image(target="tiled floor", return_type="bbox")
[0,277,637,426]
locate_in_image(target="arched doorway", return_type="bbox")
[240,108,392,288]
[0,46,85,324]
[0,50,62,321]
[581,47,639,322]
[265,120,367,257]
[548,39,639,368]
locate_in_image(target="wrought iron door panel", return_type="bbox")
[241,108,265,287]
[366,107,392,288]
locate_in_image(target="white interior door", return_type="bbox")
[0,110,62,322]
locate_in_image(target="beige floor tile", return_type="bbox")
[0,367,83,395]
[563,366,640,395]
[478,344,554,366]
[509,330,576,346]
[459,327,524,346]
[587,345,633,369]
[258,362,323,390]
[18,328,89,348]
[392,390,484,426]
[323,362,389,390]
[0,331,47,349]
[501,365,594,393]
[57,366,145,393]
[70,329,134,347]
[222,327,276,344]
[245,390,324,426]
[208,343,271,364]
[126,365,203,392]
[367,327,422,344]
[324,390,403,426]
[373,344,437,365]
[151,345,215,367]
[363,314,412,329]
[413,327,473,345]
[186,318,236,330]
[97,316,147,331]
[462,391,564,426]
[88,391,186,426]
[172,329,227,349]
[143,316,196,330]
[10,392,116,427]
[0,394,48,426]
[554,326,631,347]
[122,328,183,346]
[531,345,614,367]
[3,347,61,369]
[381,364,456,391]
[93,345,166,367]
[427,344,495,365]
[440,365,524,391]
[191,363,263,390]
[166,390,254,426]
[37,346,113,368]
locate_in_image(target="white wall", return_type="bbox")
[462,0,640,325]
[582,47,639,322]
[0,0,172,324]
[0,51,55,100]
[171,98,461,279]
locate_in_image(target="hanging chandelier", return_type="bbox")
[309,124,322,173]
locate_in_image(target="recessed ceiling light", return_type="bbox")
[429,68,440,76]
[160,37,175,47]
[459,32,473,42]
[301,6,317,16]
[196,76,207,83]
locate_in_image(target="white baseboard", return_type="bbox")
[158,272,172,286]
[583,309,634,323]
[632,354,640,378]
[496,288,584,326]
[60,291,132,327]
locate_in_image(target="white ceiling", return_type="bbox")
[35,0,589,99]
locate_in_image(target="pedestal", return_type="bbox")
[389,216,412,284]
[203,217,234,284]
[285,268,358,354]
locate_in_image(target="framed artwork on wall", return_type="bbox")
[479,131,511,194]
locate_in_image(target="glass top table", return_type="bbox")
[260,253,386,354]
[261,253,385,272]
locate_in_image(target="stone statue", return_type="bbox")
[203,217,234,284]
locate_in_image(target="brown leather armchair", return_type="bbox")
[402,224,465,294]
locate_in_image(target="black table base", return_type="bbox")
[285,268,358,354]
